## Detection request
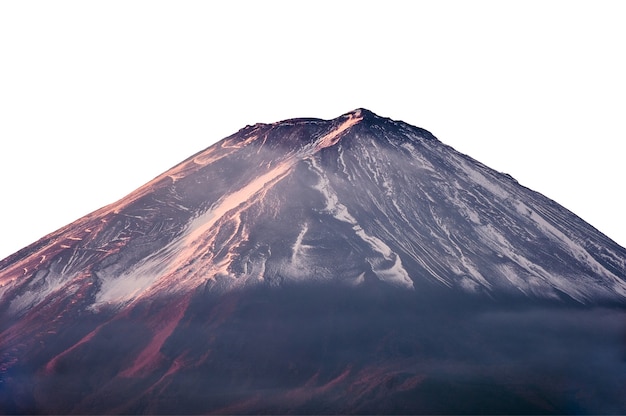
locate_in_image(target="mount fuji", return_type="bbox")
[1,109,625,414]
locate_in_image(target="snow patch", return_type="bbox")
[291,223,309,263]
[94,270,159,308]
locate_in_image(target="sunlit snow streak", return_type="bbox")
[315,110,363,150]
[93,162,293,306]
[186,162,292,246]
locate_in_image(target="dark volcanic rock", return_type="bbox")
[1,109,625,414]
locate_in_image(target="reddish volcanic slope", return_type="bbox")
[1,109,625,414]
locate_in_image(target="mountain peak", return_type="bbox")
[1,109,625,414]
[344,108,376,118]
[340,108,389,125]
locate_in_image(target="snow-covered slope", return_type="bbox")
[2,109,623,314]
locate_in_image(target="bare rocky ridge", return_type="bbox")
[1,109,625,414]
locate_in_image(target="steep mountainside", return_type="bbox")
[1,109,625,414]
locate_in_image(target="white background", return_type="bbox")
[1,1,625,260]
